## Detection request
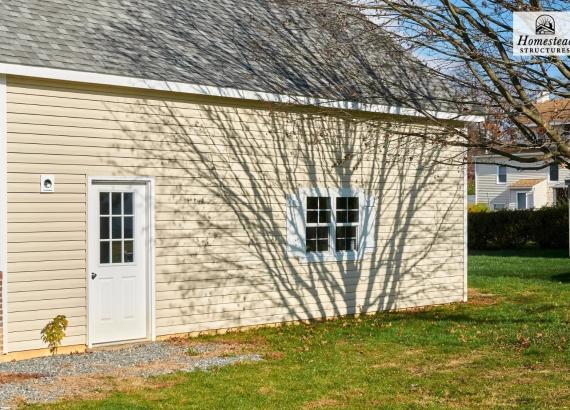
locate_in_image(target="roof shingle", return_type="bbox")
[0,0,464,112]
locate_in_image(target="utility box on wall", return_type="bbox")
[40,175,55,193]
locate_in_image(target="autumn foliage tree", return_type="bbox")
[306,0,570,169]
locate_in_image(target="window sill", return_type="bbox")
[297,251,364,264]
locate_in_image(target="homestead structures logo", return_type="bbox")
[536,15,555,35]
[514,12,570,55]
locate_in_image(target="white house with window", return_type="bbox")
[474,155,568,210]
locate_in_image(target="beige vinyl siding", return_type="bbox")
[5,76,466,352]
[531,179,548,208]
[475,157,570,209]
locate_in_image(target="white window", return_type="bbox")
[497,165,507,184]
[493,203,506,211]
[286,188,376,262]
[549,163,559,182]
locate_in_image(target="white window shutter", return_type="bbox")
[360,194,377,254]
[286,194,305,257]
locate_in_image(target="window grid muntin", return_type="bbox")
[305,196,331,253]
[336,196,359,252]
[99,192,135,265]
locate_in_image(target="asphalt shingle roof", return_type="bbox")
[0,0,464,113]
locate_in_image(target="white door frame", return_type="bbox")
[87,176,156,348]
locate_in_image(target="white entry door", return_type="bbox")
[88,181,150,345]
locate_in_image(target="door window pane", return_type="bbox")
[99,191,135,264]
[112,241,122,263]
[100,192,110,215]
[112,217,122,239]
[124,241,134,263]
[112,192,122,215]
[100,241,110,264]
[100,217,110,240]
[124,217,133,239]
[124,193,133,215]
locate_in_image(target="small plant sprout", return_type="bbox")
[40,315,69,354]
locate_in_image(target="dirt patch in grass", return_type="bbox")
[468,288,502,306]
[303,397,342,409]
[183,336,282,360]
[263,351,285,360]
[442,353,483,369]
[41,373,182,403]
[0,372,43,384]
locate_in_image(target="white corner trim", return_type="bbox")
[463,156,468,302]
[0,63,485,123]
[147,177,156,342]
[474,163,478,204]
[0,74,8,353]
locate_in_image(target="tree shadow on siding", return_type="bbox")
[90,0,467,336]
[104,95,465,335]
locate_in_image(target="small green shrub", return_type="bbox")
[467,180,476,195]
[40,315,69,354]
[469,205,568,250]
[187,347,200,356]
[468,203,490,213]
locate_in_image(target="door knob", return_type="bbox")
[91,272,97,280]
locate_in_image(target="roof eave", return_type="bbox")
[0,62,485,122]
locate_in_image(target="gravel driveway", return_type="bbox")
[0,341,262,408]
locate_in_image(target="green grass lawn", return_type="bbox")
[36,250,570,409]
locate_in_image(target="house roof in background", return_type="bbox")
[509,178,545,188]
[0,0,471,115]
[523,98,570,125]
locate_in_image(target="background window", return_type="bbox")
[549,163,559,181]
[497,165,507,183]
[305,197,330,253]
[336,197,359,251]
[493,203,506,211]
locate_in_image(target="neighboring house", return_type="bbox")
[475,98,570,210]
[475,158,569,210]
[0,1,480,359]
